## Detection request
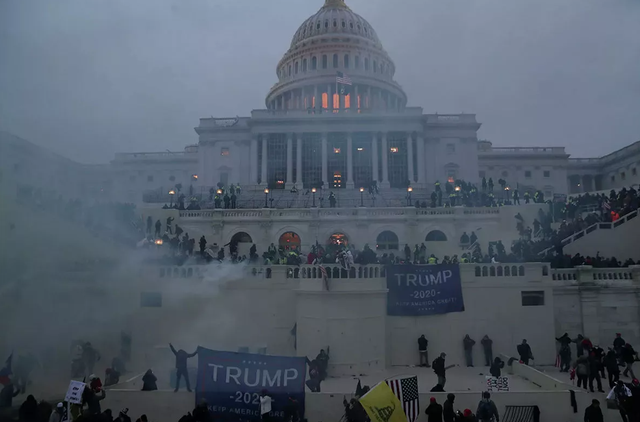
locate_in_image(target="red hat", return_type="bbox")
[463,409,473,417]
[430,397,436,403]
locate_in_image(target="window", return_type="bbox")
[525,171,532,178]
[543,170,550,178]
[611,175,616,182]
[147,175,154,182]
[521,291,545,306]
[220,172,229,186]
[425,230,447,242]
[446,144,455,154]
[333,20,337,28]
[621,172,626,180]
[221,148,230,156]
[302,59,307,72]
[294,61,299,74]
[341,21,346,28]
[376,231,399,250]
[311,56,317,70]
[333,54,338,68]
[344,54,350,68]
[325,21,329,29]
[140,292,162,307]
[322,55,328,69]
[288,65,291,76]
[364,58,369,71]
[355,56,360,69]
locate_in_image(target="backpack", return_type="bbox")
[477,400,493,421]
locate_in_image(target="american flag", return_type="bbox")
[336,71,352,85]
[386,376,419,422]
[319,266,329,291]
[602,200,611,211]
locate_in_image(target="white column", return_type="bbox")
[296,134,303,187]
[416,134,425,186]
[407,134,414,184]
[286,134,293,187]
[250,136,259,184]
[371,133,379,183]
[261,136,268,185]
[381,132,389,188]
[321,133,328,187]
[347,133,354,188]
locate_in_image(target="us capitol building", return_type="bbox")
[1,0,640,204]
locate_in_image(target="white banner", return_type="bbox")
[64,380,86,405]
[485,376,509,392]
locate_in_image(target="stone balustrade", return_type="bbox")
[551,265,639,282]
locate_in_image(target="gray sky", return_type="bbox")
[1,0,639,164]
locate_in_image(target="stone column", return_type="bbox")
[286,133,293,187]
[250,135,259,184]
[367,86,371,109]
[371,133,379,183]
[327,84,332,111]
[321,133,328,187]
[261,136,268,185]
[416,134,425,186]
[354,85,359,110]
[381,132,389,188]
[347,133,354,188]
[407,134,414,184]
[296,134,303,187]
[314,85,318,111]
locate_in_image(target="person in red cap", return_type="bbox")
[424,397,443,422]
[460,408,476,421]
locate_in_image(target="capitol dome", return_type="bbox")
[265,0,407,111]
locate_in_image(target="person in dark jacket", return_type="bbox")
[418,335,430,367]
[588,351,604,393]
[605,349,620,388]
[517,339,533,365]
[192,399,212,422]
[556,333,572,348]
[141,369,158,391]
[558,343,572,372]
[490,357,504,378]
[573,334,585,357]
[0,381,21,408]
[18,394,38,422]
[622,343,638,379]
[443,393,455,422]
[84,386,106,415]
[583,399,603,422]
[425,397,443,422]
[480,335,493,367]
[463,335,476,367]
[170,344,197,392]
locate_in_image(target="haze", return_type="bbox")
[1,0,639,164]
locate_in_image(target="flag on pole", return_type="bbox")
[602,200,611,212]
[359,382,407,422]
[336,71,352,85]
[319,266,329,291]
[386,376,420,422]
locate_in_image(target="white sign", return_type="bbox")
[485,376,509,392]
[64,380,86,405]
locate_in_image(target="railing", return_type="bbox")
[551,267,636,281]
[478,147,566,154]
[250,107,424,118]
[539,209,638,256]
[179,206,503,220]
[155,264,386,280]
[473,264,530,278]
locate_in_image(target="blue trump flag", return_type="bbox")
[386,264,465,316]
[196,347,306,422]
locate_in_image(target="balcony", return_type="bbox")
[250,107,424,119]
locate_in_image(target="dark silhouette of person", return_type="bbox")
[193,399,212,422]
[418,335,429,367]
[517,339,533,365]
[481,335,493,367]
[170,344,197,392]
[443,394,455,422]
[584,399,603,422]
[469,232,478,245]
[18,395,38,422]
[141,369,158,391]
[463,335,476,367]
[231,193,237,209]
[166,217,174,234]
[425,397,443,422]
[490,357,504,378]
[199,236,207,256]
[175,225,184,238]
[155,220,162,237]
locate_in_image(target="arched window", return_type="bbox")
[364,58,369,71]
[344,54,350,68]
[294,62,299,74]
[425,230,447,242]
[373,60,377,73]
[279,232,301,251]
[231,232,253,243]
[311,56,317,70]
[355,56,360,69]
[376,231,399,250]
[322,55,328,69]
[302,59,307,72]
[288,65,292,77]
[328,233,348,246]
[333,54,339,68]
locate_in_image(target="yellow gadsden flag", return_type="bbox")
[359,382,408,422]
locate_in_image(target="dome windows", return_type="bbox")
[302,59,307,72]
[350,22,354,29]
[333,20,337,28]
[311,56,317,70]
[288,65,292,77]
[344,54,350,68]
[322,55,328,69]
[325,20,329,29]
[317,22,321,30]
[342,21,346,28]
[364,57,369,71]
[294,61,299,74]
[333,54,338,68]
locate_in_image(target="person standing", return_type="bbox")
[166,217,174,234]
[517,340,533,365]
[588,351,604,393]
[418,335,430,367]
[425,397,443,422]
[443,394,456,422]
[574,356,589,390]
[583,399,604,422]
[605,348,621,388]
[558,343,572,373]
[169,343,197,392]
[463,335,476,367]
[573,334,585,357]
[476,392,499,422]
[622,343,638,379]
[481,335,493,367]
[259,390,273,422]
[607,381,632,422]
[432,353,451,389]
[49,403,64,422]
[154,220,162,237]
[490,357,504,378]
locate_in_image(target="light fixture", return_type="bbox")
[357,147,364,151]
[390,147,398,153]
[407,187,413,193]
[216,189,222,195]
[155,239,163,245]
[455,186,461,192]
[312,188,317,193]
[264,188,270,194]
[169,190,176,195]
[334,148,341,154]
[359,187,364,192]
[192,174,198,180]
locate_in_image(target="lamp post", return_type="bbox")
[216,189,222,195]
[169,189,176,207]
[359,187,365,207]
[264,188,270,208]
[504,186,510,201]
[406,186,413,206]
[311,187,317,207]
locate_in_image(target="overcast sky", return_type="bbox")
[1,0,639,164]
